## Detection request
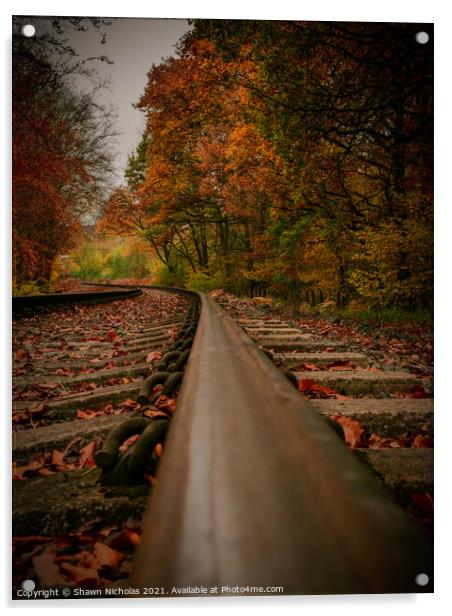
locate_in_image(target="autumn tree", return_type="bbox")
[12,17,117,289]
[101,20,432,309]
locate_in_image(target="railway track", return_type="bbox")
[12,284,433,598]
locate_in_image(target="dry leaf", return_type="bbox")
[93,542,124,570]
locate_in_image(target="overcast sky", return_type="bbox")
[64,18,191,183]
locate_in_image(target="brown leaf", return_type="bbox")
[331,414,365,448]
[33,549,66,587]
[146,351,162,363]
[13,458,46,480]
[29,402,46,414]
[79,441,97,467]
[412,434,433,448]
[155,395,176,414]
[368,434,402,448]
[300,363,320,371]
[298,378,314,392]
[51,450,66,466]
[412,385,427,399]
[93,542,124,570]
[106,528,140,551]
[15,348,28,360]
[60,562,99,586]
[329,362,357,371]
[37,382,59,390]
[154,443,163,457]
[118,434,140,454]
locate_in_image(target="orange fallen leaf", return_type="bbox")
[298,379,314,392]
[155,395,176,414]
[146,351,162,363]
[93,542,124,570]
[331,414,365,448]
[15,348,28,360]
[412,434,433,448]
[119,434,140,453]
[107,528,140,551]
[368,434,402,448]
[51,450,66,466]
[79,441,97,467]
[300,363,321,372]
[154,443,163,457]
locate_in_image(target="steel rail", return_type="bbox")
[128,291,432,595]
[12,287,142,312]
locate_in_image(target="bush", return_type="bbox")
[155,264,188,288]
[187,271,224,293]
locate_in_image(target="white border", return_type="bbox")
[2,1,450,614]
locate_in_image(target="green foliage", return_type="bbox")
[70,242,104,280]
[12,280,52,296]
[348,220,433,309]
[187,271,224,293]
[155,263,189,288]
[125,132,150,190]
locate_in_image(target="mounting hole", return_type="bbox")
[21,24,35,37]
[415,31,429,45]
[415,573,429,586]
[21,579,36,591]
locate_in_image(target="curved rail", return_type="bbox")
[12,287,142,312]
[128,291,432,595]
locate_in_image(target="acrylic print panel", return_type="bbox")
[12,15,433,600]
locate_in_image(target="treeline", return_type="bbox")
[12,17,116,291]
[100,20,433,309]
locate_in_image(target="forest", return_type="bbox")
[13,19,433,317]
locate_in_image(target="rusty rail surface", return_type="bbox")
[128,291,432,595]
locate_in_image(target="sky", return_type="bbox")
[63,18,191,183]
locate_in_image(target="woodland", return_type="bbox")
[13,19,433,317]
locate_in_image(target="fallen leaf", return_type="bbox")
[29,402,46,414]
[300,363,321,371]
[298,379,314,392]
[119,434,140,453]
[412,434,433,447]
[155,395,176,414]
[33,549,66,587]
[60,562,99,586]
[93,542,124,570]
[331,414,365,448]
[13,458,46,480]
[79,441,97,467]
[37,382,59,390]
[368,434,402,448]
[412,385,427,399]
[146,351,162,363]
[106,528,140,551]
[154,443,163,457]
[51,450,66,466]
